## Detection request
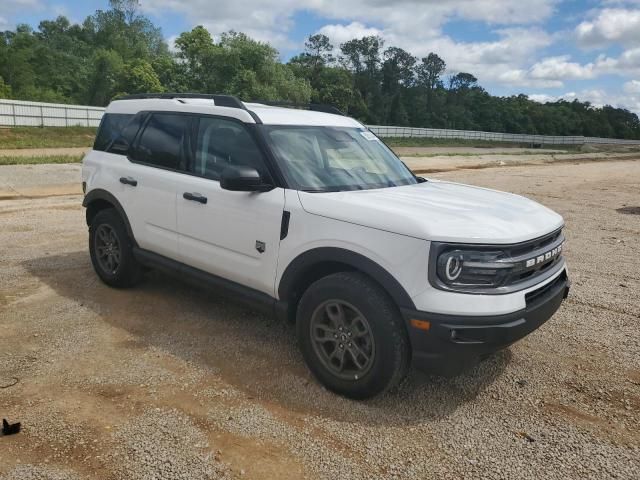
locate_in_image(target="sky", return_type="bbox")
[2,0,640,113]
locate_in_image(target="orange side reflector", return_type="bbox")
[410,319,431,331]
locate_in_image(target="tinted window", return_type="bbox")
[194,117,267,181]
[103,112,146,155]
[93,113,134,151]
[132,113,190,170]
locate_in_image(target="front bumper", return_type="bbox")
[401,269,569,376]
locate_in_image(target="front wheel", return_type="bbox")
[296,272,410,399]
[89,208,142,288]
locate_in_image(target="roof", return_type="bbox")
[105,97,363,128]
[244,102,362,128]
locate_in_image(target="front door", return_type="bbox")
[176,116,285,296]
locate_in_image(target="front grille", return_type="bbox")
[500,229,565,289]
[511,229,562,257]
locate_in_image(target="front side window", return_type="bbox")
[131,113,190,170]
[263,126,417,192]
[193,117,268,181]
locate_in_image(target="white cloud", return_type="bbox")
[166,35,179,54]
[576,8,640,48]
[139,0,558,88]
[490,53,595,89]
[595,47,640,76]
[316,22,382,47]
[529,88,640,114]
[497,69,563,88]
[529,55,595,80]
[624,79,640,93]
[141,0,303,49]
[528,93,557,103]
[141,0,558,53]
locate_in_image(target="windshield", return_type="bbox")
[263,126,418,192]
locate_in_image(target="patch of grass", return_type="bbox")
[0,126,96,149]
[381,136,581,150]
[0,155,83,166]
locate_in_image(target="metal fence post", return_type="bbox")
[11,102,16,127]
[40,105,44,127]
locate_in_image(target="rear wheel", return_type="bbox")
[296,272,410,399]
[89,208,142,288]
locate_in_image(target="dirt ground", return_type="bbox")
[0,147,89,158]
[1,159,639,479]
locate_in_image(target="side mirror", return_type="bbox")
[220,166,273,192]
[109,137,129,154]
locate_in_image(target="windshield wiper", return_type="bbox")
[300,188,342,193]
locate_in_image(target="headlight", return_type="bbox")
[429,232,566,294]
[436,249,513,288]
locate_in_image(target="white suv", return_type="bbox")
[82,93,569,399]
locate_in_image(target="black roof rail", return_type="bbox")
[115,93,246,109]
[252,101,345,116]
[113,93,263,124]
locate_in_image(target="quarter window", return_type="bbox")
[194,117,267,181]
[93,113,134,151]
[132,113,190,170]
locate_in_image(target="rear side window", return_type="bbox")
[93,113,134,151]
[131,113,190,170]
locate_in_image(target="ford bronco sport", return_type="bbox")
[82,93,570,399]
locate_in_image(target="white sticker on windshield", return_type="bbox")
[360,130,379,141]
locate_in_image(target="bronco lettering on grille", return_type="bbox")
[525,243,563,268]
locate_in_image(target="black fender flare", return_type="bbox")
[82,189,137,244]
[278,247,416,310]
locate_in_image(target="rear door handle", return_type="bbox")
[119,176,138,187]
[183,192,208,204]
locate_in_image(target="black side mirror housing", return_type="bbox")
[220,166,274,192]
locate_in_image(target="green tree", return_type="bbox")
[120,59,164,94]
[416,53,446,119]
[0,76,12,98]
[174,26,217,91]
[340,36,385,122]
[315,67,354,112]
[85,48,124,105]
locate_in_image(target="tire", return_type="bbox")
[296,272,411,399]
[89,208,142,288]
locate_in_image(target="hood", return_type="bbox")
[297,180,564,244]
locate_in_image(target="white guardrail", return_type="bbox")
[368,125,640,146]
[1,98,640,145]
[0,99,104,127]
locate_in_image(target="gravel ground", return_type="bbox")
[1,159,639,479]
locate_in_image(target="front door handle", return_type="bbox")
[119,176,138,187]
[183,192,208,204]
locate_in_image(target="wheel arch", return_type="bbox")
[278,247,416,321]
[83,189,136,245]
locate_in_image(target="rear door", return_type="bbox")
[175,115,285,296]
[122,112,193,260]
